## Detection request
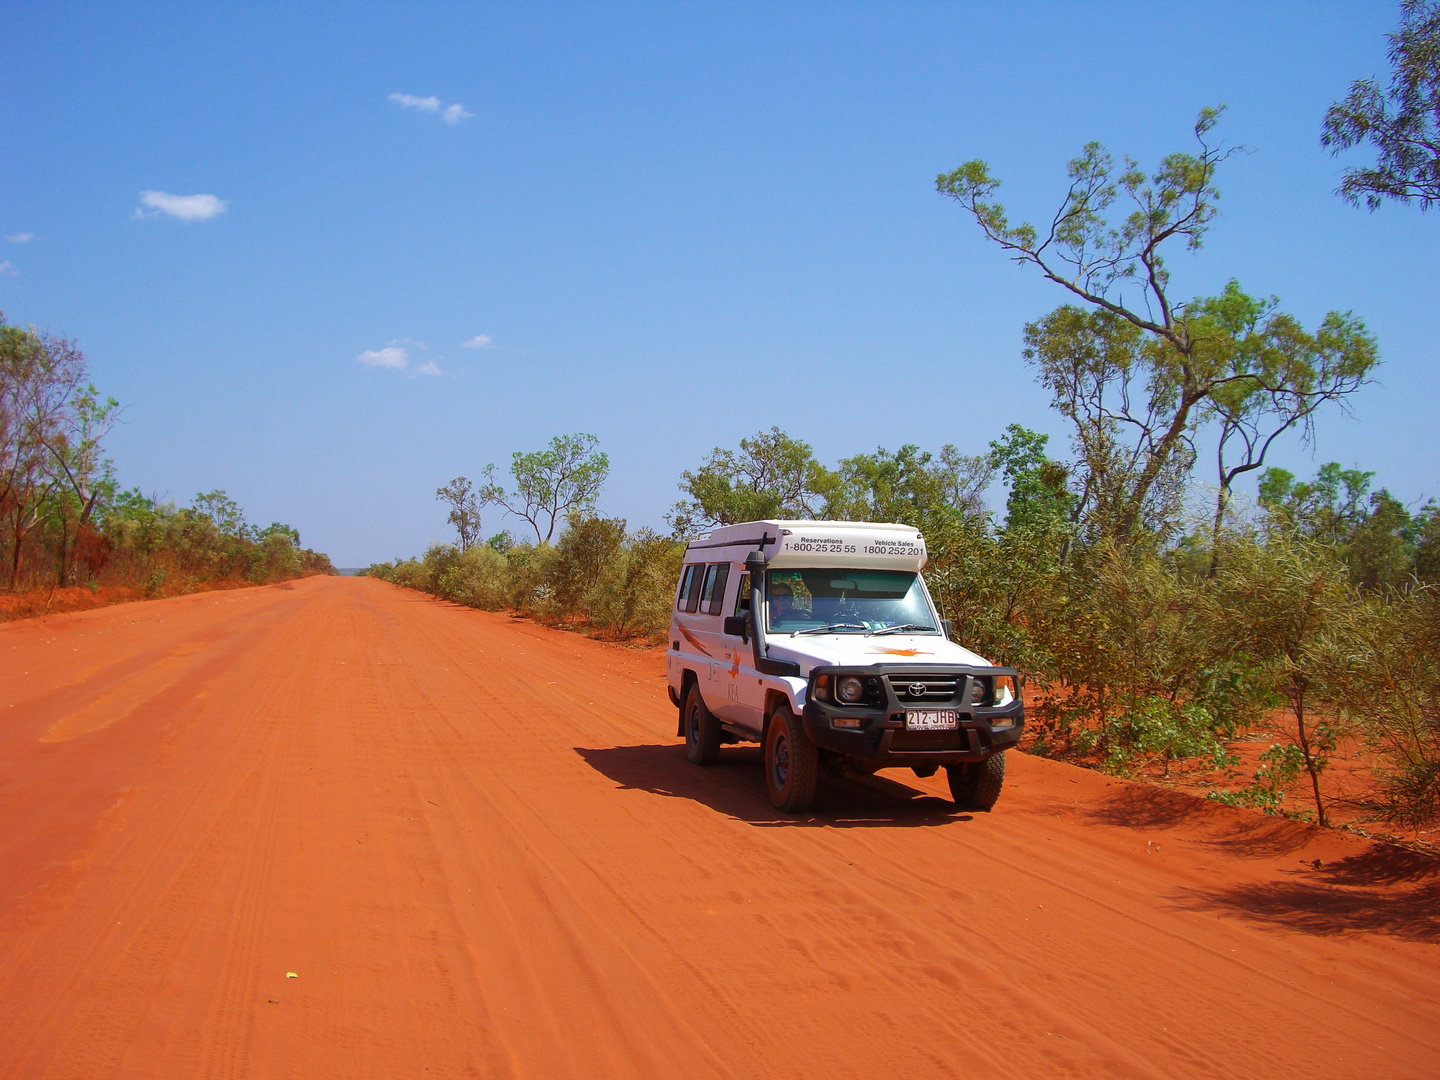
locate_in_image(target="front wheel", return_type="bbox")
[947,752,1006,811]
[765,705,818,813]
[684,685,722,765]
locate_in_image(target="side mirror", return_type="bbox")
[941,619,954,640]
[723,615,749,640]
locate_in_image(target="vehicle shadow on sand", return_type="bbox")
[574,743,972,828]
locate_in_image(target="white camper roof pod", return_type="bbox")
[691,520,927,572]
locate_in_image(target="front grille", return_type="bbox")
[887,673,961,703]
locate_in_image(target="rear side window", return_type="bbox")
[677,564,703,612]
[705,563,731,616]
[699,564,721,611]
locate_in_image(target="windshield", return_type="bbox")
[766,569,937,635]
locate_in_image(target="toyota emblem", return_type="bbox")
[907,682,927,698]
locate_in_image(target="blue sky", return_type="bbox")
[2,2,1434,566]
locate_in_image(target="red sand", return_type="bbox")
[1,576,1435,1079]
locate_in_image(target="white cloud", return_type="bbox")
[460,334,492,349]
[390,92,472,126]
[132,191,228,222]
[0,261,15,277]
[358,346,408,370]
[389,93,441,113]
[414,360,444,377]
[6,232,33,244]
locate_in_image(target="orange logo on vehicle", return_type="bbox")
[873,647,929,657]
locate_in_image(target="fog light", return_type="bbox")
[833,716,863,729]
[837,676,865,703]
[990,715,1016,731]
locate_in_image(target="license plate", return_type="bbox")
[905,709,957,731]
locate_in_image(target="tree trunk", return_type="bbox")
[1115,379,1202,538]
[1208,485,1228,578]
[1292,685,1328,827]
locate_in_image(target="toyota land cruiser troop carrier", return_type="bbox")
[666,520,1023,813]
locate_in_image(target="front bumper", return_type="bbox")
[800,664,1024,765]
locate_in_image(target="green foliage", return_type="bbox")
[95,493,330,591]
[938,107,1231,341]
[943,114,1376,545]
[1209,529,1354,825]
[421,543,513,610]
[987,424,1073,533]
[1319,586,1440,827]
[479,433,609,543]
[253,521,302,547]
[828,443,992,529]
[1208,743,1306,814]
[668,427,838,536]
[1258,462,1374,540]
[1079,697,1237,778]
[370,513,684,642]
[192,490,248,538]
[1260,462,1434,590]
[435,476,482,552]
[1323,0,1440,210]
[548,515,628,618]
[1416,505,1440,583]
[1,314,332,596]
[923,510,1059,675]
[1031,541,1257,757]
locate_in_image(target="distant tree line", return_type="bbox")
[1,314,333,604]
[366,434,682,642]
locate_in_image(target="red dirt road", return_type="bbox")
[2,577,1436,1079]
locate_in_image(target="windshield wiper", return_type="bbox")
[793,622,869,636]
[867,623,936,637]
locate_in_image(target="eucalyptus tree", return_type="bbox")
[1213,532,1353,827]
[0,318,87,588]
[667,427,838,537]
[938,110,1376,546]
[42,383,120,583]
[1323,0,1440,211]
[435,476,482,552]
[479,433,609,544]
[830,443,992,528]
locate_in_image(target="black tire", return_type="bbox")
[946,752,1006,811]
[683,685,722,766]
[765,705,818,813]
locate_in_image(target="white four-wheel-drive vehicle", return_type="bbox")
[665,520,1024,813]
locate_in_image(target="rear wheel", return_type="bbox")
[684,685,722,765]
[947,752,1006,811]
[765,705,818,813]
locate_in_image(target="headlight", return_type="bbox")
[969,677,990,706]
[837,676,865,704]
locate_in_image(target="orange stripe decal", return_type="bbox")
[678,624,712,657]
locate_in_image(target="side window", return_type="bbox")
[677,564,703,613]
[705,563,731,616]
[699,564,722,612]
[734,573,751,613]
